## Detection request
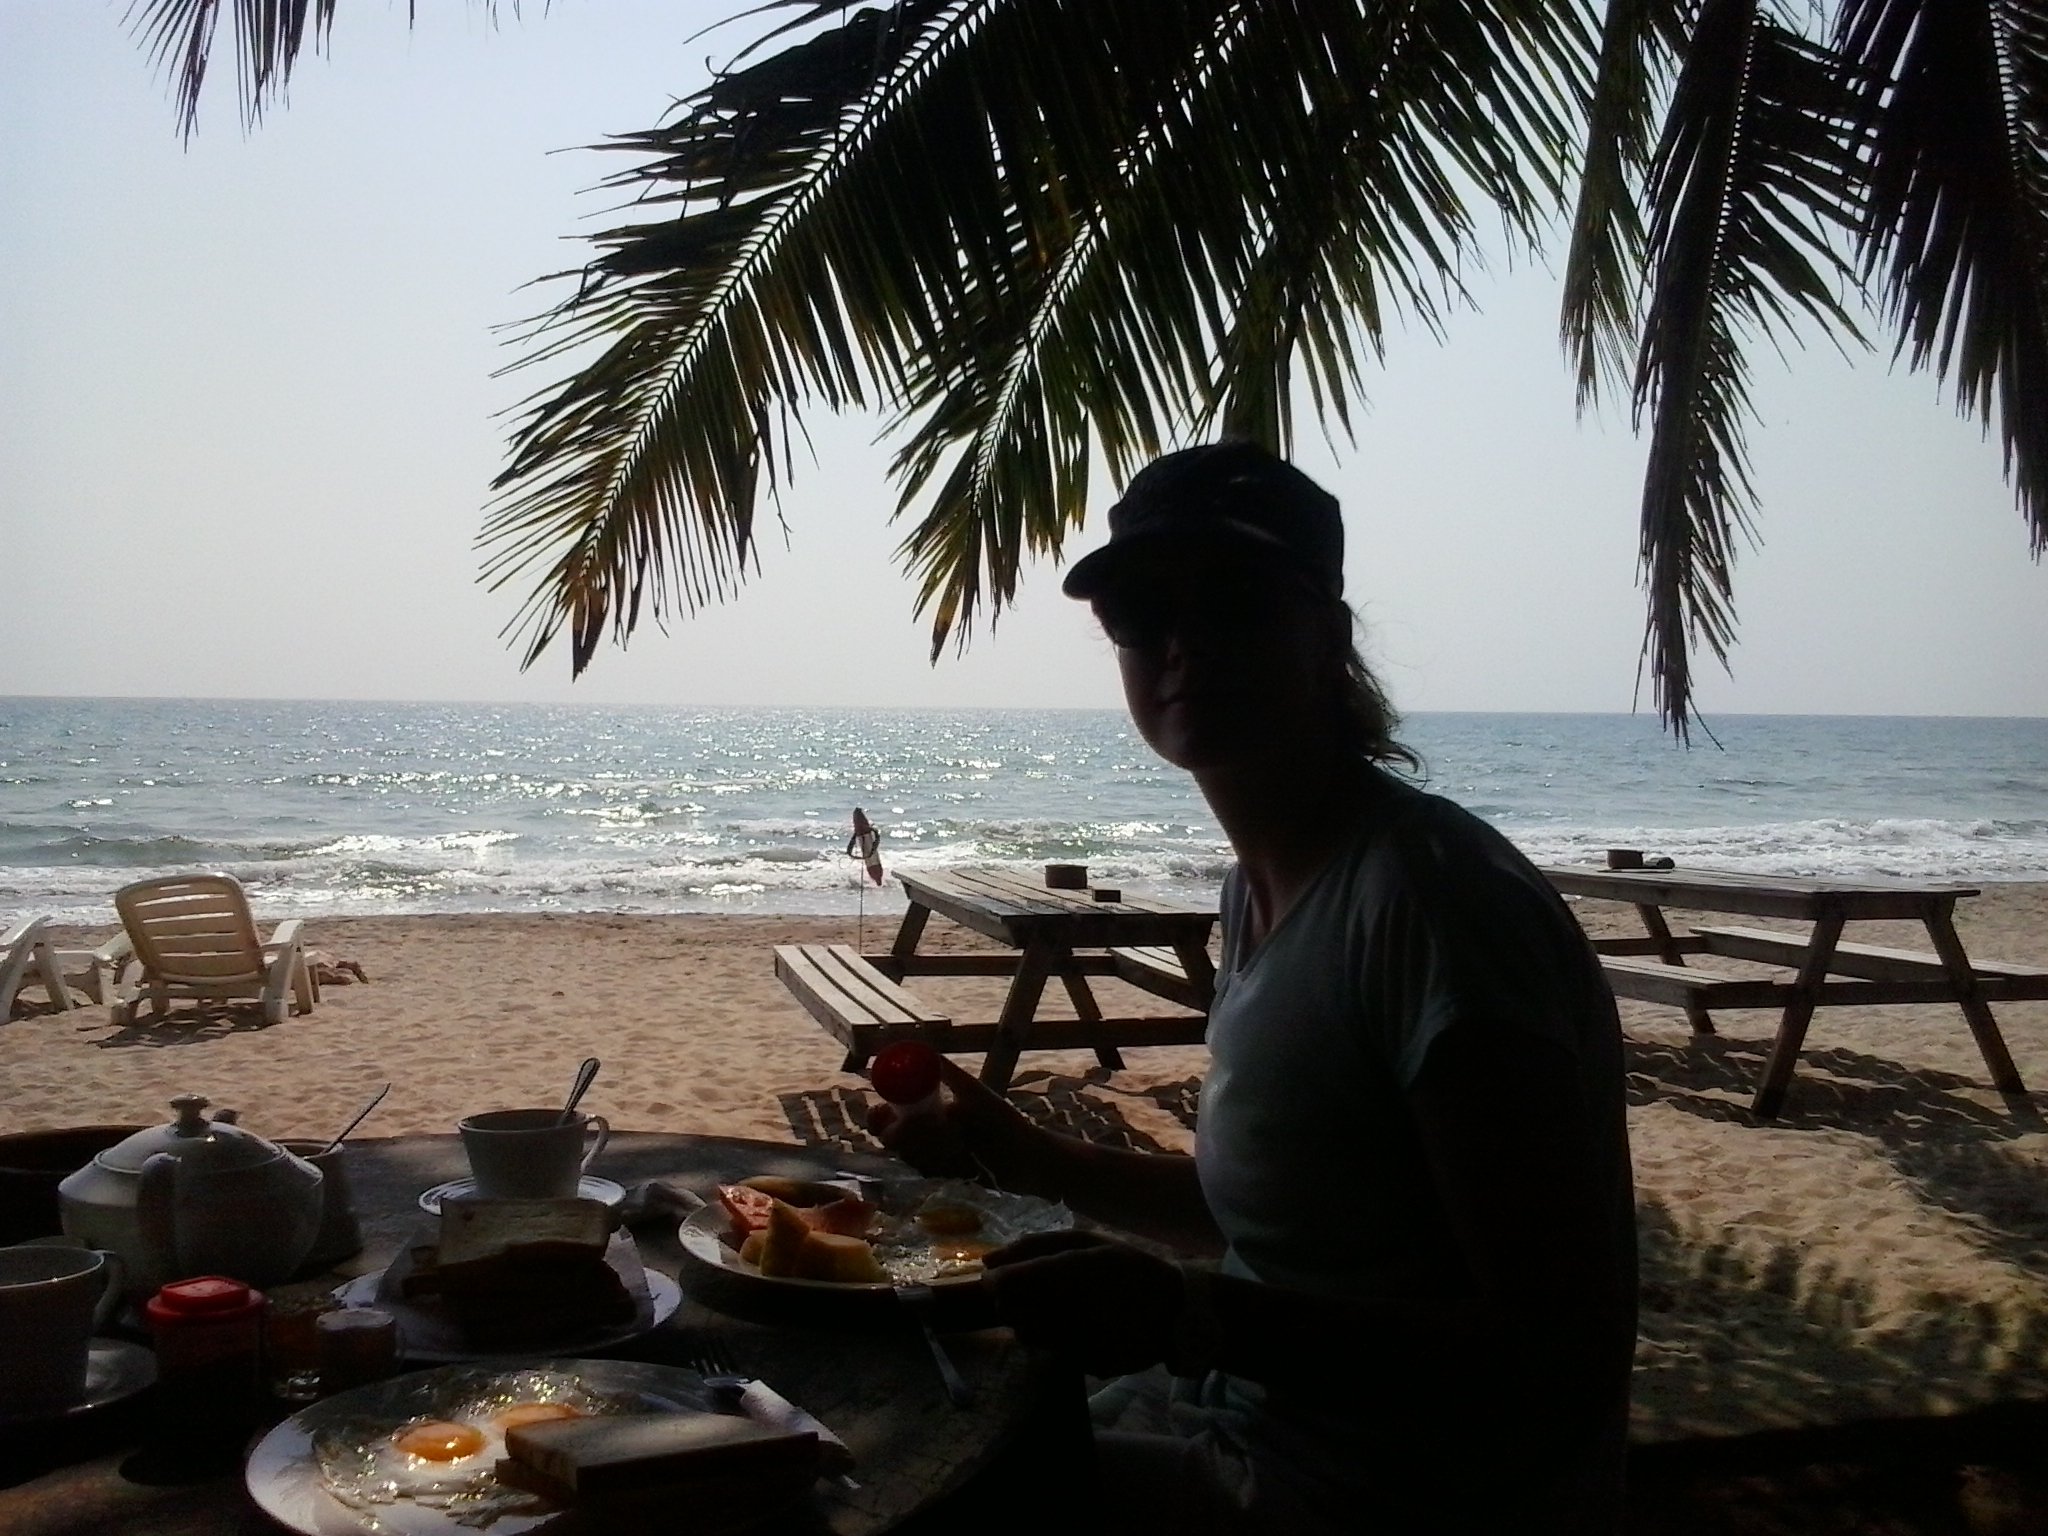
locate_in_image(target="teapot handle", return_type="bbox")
[137,1151,181,1282]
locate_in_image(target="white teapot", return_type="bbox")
[57,1093,324,1294]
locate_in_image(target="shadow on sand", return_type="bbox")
[84,1004,286,1048]
[778,1065,1201,1156]
[1625,1034,2048,1288]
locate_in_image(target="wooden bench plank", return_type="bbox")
[776,942,1213,1074]
[1690,924,2048,984]
[775,943,952,1071]
[816,1014,1212,1061]
[1599,954,2048,1012]
[883,953,1120,979]
[1589,935,1708,958]
[1109,945,1208,1009]
[1597,956,1797,1011]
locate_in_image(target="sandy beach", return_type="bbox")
[6,890,2047,1448]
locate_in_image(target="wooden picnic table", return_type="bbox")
[1541,864,2045,1119]
[883,867,1218,1092]
[774,867,1217,1093]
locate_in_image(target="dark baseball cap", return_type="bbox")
[1060,443,1344,600]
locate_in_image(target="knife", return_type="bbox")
[896,1281,974,1408]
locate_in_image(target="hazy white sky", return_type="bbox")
[4,0,2043,718]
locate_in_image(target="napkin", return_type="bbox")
[720,1378,855,1476]
[618,1179,705,1228]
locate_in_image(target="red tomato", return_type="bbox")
[715,1183,778,1237]
[869,1040,943,1104]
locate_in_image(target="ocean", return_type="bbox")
[2,698,2045,922]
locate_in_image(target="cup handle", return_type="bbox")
[580,1114,611,1173]
[92,1249,127,1329]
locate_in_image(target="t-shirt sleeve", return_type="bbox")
[1354,813,1597,1088]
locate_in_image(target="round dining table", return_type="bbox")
[0,1131,1091,1536]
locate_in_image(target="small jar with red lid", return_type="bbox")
[869,1039,946,1123]
[146,1276,267,1450]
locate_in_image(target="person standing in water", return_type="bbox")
[872,443,1636,1534]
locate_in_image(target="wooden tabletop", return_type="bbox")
[1539,864,1981,922]
[0,1132,1081,1536]
[895,866,1217,951]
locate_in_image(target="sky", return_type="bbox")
[3,0,2044,719]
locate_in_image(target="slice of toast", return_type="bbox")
[437,1194,613,1266]
[495,1409,821,1501]
[406,1195,635,1344]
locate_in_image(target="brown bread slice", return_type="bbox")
[496,1410,821,1500]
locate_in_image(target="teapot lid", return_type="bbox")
[96,1094,281,1174]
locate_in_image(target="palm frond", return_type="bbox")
[1632,0,1867,735]
[481,0,969,669]
[1560,0,1688,410]
[1204,0,1597,443]
[1838,0,2048,555]
[484,0,1601,672]
[125,0,349,138]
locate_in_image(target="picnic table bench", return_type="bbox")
[1542,864,2045,1119]
[776,866,1217,1091]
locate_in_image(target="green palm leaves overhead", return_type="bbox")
[126,0,2048,734]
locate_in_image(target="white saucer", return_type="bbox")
[0,1337,156,1426]
[416,1174,626,1215]
[333,1264,682,1362]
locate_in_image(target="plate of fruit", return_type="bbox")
[675,1175,1071,1307]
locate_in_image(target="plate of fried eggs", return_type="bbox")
[244,1360,711,1534]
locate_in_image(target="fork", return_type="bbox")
[896,1283,974,1408]
[686,1333,751,1402]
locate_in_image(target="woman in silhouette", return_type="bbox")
[874,443,1637,1535]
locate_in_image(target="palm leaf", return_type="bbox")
[485,0,1601,671]
[125,0,352,138]
[1560,0,1688,410]
[1632,0,1867,735]
[1837,0,2048,555]
[886,0,1600,658]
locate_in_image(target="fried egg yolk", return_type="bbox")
[392,1420,487,1462]
[493,1402,588,1433]
[915,1200,985,1238]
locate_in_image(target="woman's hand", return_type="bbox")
[865,1056,1057,1191]
[981,1230,1183,1376]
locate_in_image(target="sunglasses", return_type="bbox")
[1094,581,1320,652]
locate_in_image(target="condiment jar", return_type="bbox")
[315,1307,398,1395]
[145,1275,267,1456]
[869,1040,946,1124]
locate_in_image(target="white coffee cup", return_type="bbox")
[0,1243,125,1418]
[457,1109,610,1199]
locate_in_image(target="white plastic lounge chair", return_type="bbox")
[51,933,138,1006]
[1,916,74,1017]
[109,874,318,1026]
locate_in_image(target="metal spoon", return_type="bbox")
[321,1082,391,1156]
[558,1056,601,1124]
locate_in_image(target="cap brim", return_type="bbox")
[1060,519,1321,600]
[1059,538,1152,599]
